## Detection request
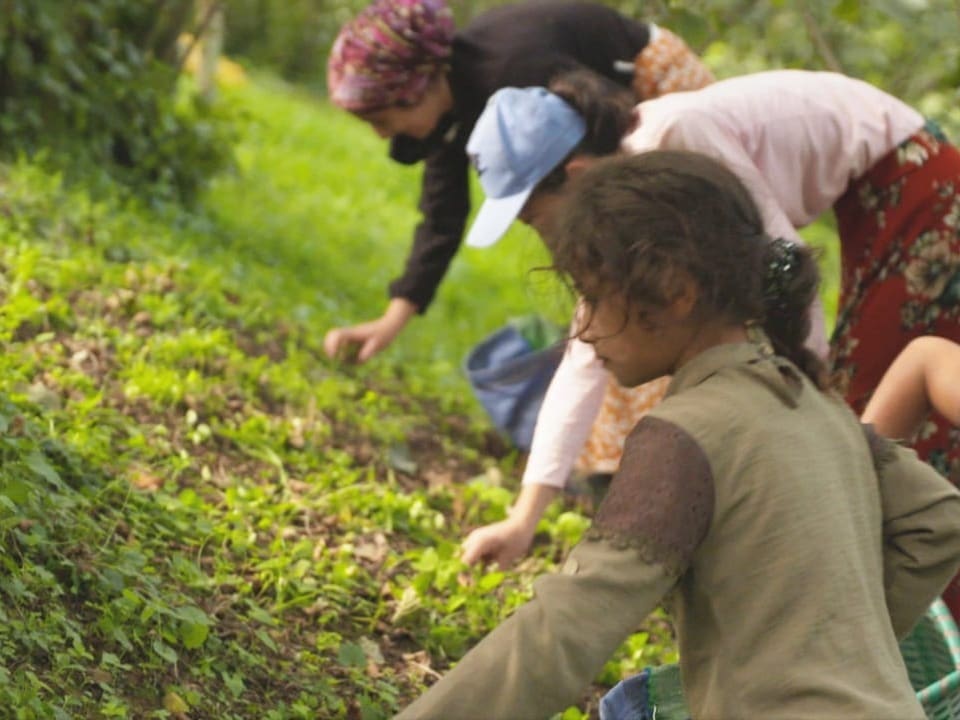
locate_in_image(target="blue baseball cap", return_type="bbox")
[464,87,586,249]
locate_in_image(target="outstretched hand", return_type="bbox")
[324,320,395,364]
[462,484,559,568]
[323,298,418,364]
[461,518,536,569]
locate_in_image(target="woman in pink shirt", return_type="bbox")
[461,68,960,617]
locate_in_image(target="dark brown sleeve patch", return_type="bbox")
[589,416,715,575]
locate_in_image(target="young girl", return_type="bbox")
[397,151,960,720]
[323,0,712,364]
[460,70,960,590]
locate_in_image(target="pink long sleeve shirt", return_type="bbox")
[523,70,925,489]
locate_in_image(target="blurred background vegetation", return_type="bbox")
[2,0,959,203]
[223,0,960,109]
[223,0,960,132]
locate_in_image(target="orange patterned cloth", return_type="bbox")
[633,26,714,100]
[576,376,671,474]
[575,27,713,476]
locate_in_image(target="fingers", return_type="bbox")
[358,334,385,363]
[461,530,493,566]
[324,326,371,364]
[324,327,361,360]
[323,327,344,359]
[462,526,505,566]
[324,319,397,364]
[461,522,529,569]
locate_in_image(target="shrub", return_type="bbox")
[0,0,236,200]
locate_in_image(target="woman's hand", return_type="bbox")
[323,297,417,363]
[462,484,560,567]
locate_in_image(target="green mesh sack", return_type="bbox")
[603,600,960,720]
[647,664,687,719]
[900,599,960,719]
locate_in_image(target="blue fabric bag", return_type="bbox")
[464,316,566,451]
[600,665,689,720]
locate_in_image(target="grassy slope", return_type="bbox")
[203,75,570,386]
[0,72,840,719]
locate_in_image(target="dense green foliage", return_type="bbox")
[0,73,679,718]
[7,0,958,197]
[224,0,366,85]
[669,0,960,134]
[0,1,956,717]
[225,0,960,132]
[0,0,235,199]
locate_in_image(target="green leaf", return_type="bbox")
[256,629,278,652]
[173,605,210,625]
[25,451,62,487]
[337,641,366,668]
[222,670,245,699]
[152,639,178,664]
[245,602,276,626]
[179,621,209,649]
[477,571,505,593]
[1,479,30,506]
[832,0,862,23]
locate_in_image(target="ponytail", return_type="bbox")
[760,238,829,390]
[549,69,635,156]
[535,69,635,193]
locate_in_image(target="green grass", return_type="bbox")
[200,74,571,391]
[0,74,660,720]
[0,69,844,719]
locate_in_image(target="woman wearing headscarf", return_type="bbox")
[324,0,712,503]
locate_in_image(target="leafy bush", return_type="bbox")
[225,0,960,141]
[224,0,368,85]
[0,0,236,200]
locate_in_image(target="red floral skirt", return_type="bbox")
[832,123,960,618]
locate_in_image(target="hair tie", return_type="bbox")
[764,237,800,309]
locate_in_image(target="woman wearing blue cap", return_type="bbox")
[459,69,960,619]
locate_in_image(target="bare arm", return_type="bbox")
[862,337,960,440]
[461,483,560,567]
[461,336,607,567]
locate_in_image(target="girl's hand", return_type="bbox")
[461,517,537,568]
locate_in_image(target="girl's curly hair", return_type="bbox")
[546,149,828,389]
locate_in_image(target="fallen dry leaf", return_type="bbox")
[131,469,163,492]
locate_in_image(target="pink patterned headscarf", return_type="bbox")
[327,0,455,113]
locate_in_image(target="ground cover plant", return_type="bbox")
[0,73,683,719]
[0,70,843,718]
[6,1,958,715]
